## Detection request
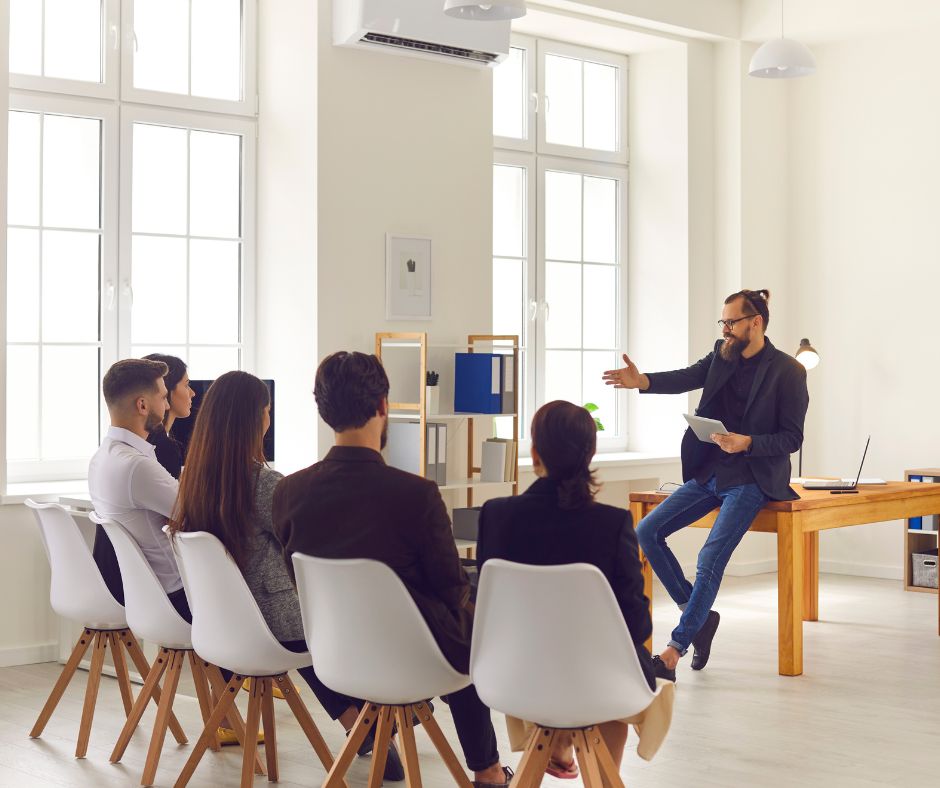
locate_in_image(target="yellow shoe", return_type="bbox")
[242,677,297,700]
[216,727,264,747]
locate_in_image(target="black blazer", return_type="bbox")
[476,478,655,690]
[644,337,808,501]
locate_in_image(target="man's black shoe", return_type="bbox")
[350,727,405,782]
[691,610,720,671]
[651,655,676,683]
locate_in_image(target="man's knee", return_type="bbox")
[635,517,657,551]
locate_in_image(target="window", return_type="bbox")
[4,1,257,486]
[492,37,628,450]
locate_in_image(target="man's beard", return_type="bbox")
[144,410,164,433]
[380,416,389,450]
[720,333,746,361]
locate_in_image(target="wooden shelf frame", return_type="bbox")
[904,468,940,594]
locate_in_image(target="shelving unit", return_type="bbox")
[904,468,940,594]
[375,332,520,506]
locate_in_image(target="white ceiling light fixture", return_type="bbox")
[748,0,816,79]
[443,0,526,22]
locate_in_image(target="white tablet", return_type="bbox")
[683,414,729,443]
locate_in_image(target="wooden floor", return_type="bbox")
[0,573,937,787]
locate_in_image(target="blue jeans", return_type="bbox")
[636,476,769,654]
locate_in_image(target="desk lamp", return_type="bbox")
[795,338,819,476]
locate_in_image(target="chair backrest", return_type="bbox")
[292,553,470,705]
[471,559,656,729]
[95,514,192,649]
[26,500,127,629]
[172,530,308,676]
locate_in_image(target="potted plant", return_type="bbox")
[426,370,440,415]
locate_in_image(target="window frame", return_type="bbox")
[493,34,537,154]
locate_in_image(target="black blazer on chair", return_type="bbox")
[476,478,655,690]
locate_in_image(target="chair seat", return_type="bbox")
[351,673,471,707]
[79,615,129,630]
[194,641,313,679]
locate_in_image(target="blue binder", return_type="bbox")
[454,353,502,413]
[909,475,923,529]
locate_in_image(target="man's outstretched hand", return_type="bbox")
[603,353,650,391]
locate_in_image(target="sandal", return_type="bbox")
[546,757,579,779]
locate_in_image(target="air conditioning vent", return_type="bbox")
[361,32,501,65]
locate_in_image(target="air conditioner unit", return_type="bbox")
[334,0,511,68]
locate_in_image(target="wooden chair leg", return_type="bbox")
[323,702,378,788]
[277,673,336,773]
[206,665,265,776]
[109,631,135,717]
[188,653,219,752]
[110,647,172,763]
[259,678,279,782]
[366,706,395,788]
[573,729,604,788]
[30,628,94,738]
[414,701,473,788]
[589,726,625,788]
[75,631,108,758]
[173,674,243,788]
[141,649,185,786]
[395,705,423,788]
[240,678,264,788]
[511,726,556,788]
[121,631,187,745]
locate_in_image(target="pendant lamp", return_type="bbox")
[749,0,816,78]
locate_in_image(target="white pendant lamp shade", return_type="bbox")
[443,0,527,21]
[748,38,816,78]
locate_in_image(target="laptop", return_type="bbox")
[802,436,871,491]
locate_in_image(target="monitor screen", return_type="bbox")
[171,379,275,463]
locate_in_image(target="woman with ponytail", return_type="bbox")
[476,400,673,778]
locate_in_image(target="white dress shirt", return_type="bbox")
[88,426,182,594]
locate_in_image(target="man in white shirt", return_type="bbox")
[89,358,189,620]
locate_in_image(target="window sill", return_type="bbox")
[518,451,679,470]
[2,479,88,506]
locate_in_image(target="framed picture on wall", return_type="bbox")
[386,233,432,320]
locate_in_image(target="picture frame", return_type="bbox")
[386,233,432,321]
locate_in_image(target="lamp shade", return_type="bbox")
[795,338,819,370]
[748,38,816,78]
[443,0,527,21]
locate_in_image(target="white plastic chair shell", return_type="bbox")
[26,500,127,630]
[172,530,311,676]
[292,553,471,705]
[94,514,193,650]
[470,559,661,729]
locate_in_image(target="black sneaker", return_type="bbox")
[691,610,720,671]
[473,766,514,787]
[651,655,676,682]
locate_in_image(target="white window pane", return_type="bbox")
[494,46,525,139]
[43,114,102,230]
[6,345,40,460]
[41,346,100,459]
[132,236,187,344]
[7,229,40,343]
[545,54,582,148]
[8,111,41,227]
[190,130,241,238]
[44,0,102,83]
[134,0,189,95]
[583,351,617,434]
[493,257,524,339]
[191,0,242,101]
[544,350,581,407]
[133,124,188,235]
[583,176,617,264]
[42,231,100,343]
[187,346,239,379]
[189,239,240,343]
[9,0,42,76]
[584,62,617,152]
[545,170,581,262]
[545,261,581,349]
[582,265,616,349]
[493,165,525,258]
[132,344,186,362]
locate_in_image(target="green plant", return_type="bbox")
[584,402,605,431]
[426,370,439,386]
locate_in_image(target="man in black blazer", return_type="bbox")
[273,351,510,788]
[603,289,808,680]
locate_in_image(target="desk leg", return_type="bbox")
[803,532,819,622]
[777,516,804,676]
[630,502,654,655]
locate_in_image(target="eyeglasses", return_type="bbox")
[717,314,756,330]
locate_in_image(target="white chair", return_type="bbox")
[471,559,667,788]
[25,500,186,759]
[170,530,336,788]
[292,553,474,788]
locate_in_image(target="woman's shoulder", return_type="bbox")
[255,465,285,496]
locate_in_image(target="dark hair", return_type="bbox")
[724,288,770,329]
[143,354,187,427]
[102,358,168,408]
[168,371,270,569]
[530,400,600,510]
[314,351,390,432]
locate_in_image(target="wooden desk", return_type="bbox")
[630,482,940,676]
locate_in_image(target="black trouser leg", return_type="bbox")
[444,683,500,773]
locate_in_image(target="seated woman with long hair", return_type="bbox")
[167,371,402,776]
[142,353,194,479]
[476,400,674,780]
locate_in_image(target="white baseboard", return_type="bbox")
[0,641,58,668]
[819,560,903,581]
